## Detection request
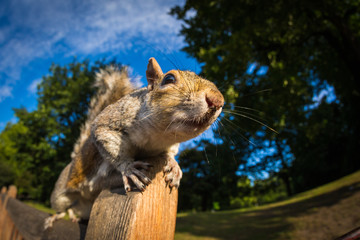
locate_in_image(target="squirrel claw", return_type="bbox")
[120,161,152,192]
[163,157,182,189]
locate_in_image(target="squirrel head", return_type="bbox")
[145,57,224,142]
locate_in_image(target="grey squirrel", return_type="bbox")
[44,57,224,228]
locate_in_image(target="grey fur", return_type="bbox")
[45,58,224,229]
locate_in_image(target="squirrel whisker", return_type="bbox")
[46,57,224,229]
[164,118,178,133]
[167,83,189,97]
[224,109,268,122]
[219,117,256,146]
[222,110,277,134]
[232,105,263,113]
[177,70,192,94]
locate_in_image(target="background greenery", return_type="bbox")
[0,0,359,216]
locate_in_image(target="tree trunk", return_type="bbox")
[275,140,293,196]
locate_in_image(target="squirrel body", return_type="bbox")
[45,58,224,228]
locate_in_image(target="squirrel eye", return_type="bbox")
[161,74,176,85]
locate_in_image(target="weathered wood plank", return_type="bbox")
[335,226,360,240]
[0,194,87,240]
[86,156,178,240]
[0,186,16,240]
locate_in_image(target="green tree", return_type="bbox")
[178,140,243,211]
[0,110,58,199]
[171,0,360,193]
[0,59,121,202]
[37,59,120,163]
[0,123,18,187]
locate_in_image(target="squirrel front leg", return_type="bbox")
[91,126,152,192]
[163,144,183,189]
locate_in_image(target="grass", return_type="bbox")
[24,201,73,220]
[24,201,55,215]
[175,170,360,240]
[24,170,360,239]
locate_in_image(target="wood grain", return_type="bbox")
[85,156,178,240]
[0,191,86,240]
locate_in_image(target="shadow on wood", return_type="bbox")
[85,156,178,240]
[0,155,178,240]
[0,186,86,240]
[335,226,360,240]
[0,186,19,240]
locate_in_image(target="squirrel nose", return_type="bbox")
[206,91,224,110]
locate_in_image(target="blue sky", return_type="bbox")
[0,0,201,131]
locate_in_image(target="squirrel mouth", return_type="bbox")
[181,110,217,128]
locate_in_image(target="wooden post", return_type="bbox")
[0,186,7,239]
[0,186,17,240]
[335,226,360,240]
[0,188,86,240]
[85,156,178,240]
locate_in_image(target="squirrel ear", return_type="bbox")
[146,57,163,91]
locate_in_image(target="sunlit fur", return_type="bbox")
[47,58,224,227]
[145,70,223,142]
[49,67,133,223]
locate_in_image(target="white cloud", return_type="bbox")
[0,0,186,102]
[127,66,145,88]
[27,78,42,94]
[0,85,13,101]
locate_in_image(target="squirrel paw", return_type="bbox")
[68,208,80,223]
[44,212,66,230]
[163,157,183,189]
[119,161,152,192]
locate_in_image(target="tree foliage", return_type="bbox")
[1,0,360,210]
[0,59,119,202]
[178,141,287,211]
[178,141,242,211]
[171,0,360,194]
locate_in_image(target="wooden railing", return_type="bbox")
[0,185,21,240]
[0,186,86,240]
[0,155,178,240]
